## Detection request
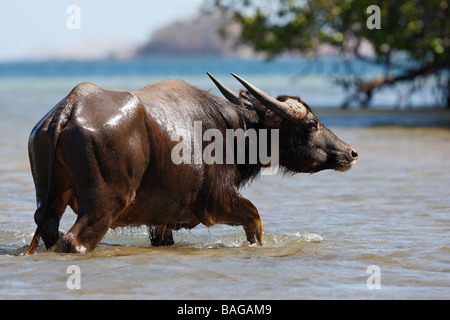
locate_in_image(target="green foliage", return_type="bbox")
[212,0,450,107]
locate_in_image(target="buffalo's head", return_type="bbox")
[207,72,358,174]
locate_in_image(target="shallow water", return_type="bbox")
[1,72,450,299]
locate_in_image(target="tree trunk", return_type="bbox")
[354,62,449,108]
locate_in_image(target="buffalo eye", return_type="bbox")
[307,120,318,132]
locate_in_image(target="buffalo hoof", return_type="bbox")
[48,231,65,253]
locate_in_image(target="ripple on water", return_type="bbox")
[0,226,324,259]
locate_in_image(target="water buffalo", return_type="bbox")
[25,73,357,255]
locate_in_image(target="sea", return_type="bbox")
[0,57,449,300]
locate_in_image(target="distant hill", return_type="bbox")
[28,37,139,61]
[135,13,254,58]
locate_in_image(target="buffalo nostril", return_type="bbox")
[351,150,358,159]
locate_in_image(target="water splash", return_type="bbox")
[0,230,34,256]
[0,225,323,257]
[293,231,323,242]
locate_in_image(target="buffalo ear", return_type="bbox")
[232,73,306,123]
[238,89,254,109]
[240,90,282,128]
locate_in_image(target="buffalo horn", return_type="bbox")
[231,73,307,122]
[207,72,241,105]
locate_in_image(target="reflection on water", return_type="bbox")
[1,75,450,299]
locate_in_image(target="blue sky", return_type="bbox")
[0,0,204,61]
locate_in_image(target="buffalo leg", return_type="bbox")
[30,189,61,251]
[214,195,263,245]
[61,189,126,253]
[62,214,110,253]
[27,182,72,255]
[41,189,74,250]
[239,197,263,245]
[148,225,174,246]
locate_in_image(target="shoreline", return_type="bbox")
[316,108,450,128]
